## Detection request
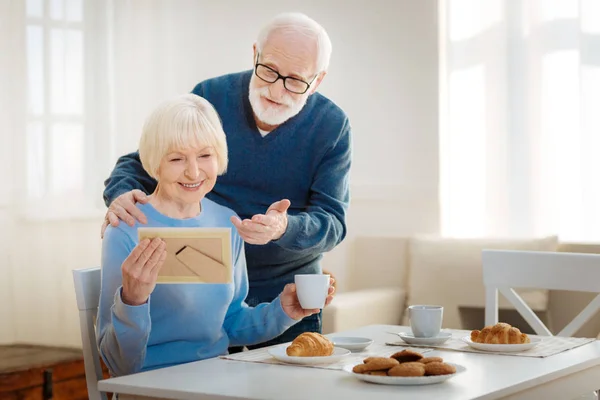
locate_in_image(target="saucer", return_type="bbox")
[331,336,374,351]
[398,331,452,346]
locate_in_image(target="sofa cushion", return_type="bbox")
[322,288,405,334]
[348,237,409,292]
[406,235,559,329]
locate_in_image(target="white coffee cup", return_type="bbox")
[408,305,444,338]
[294,274,330,309]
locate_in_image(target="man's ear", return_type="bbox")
[309,71,327,95]
[252,43,257,64]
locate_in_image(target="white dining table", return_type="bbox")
[98,324,600,400]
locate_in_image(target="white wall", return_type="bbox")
[319,0,440,290]
[0,0,439,347]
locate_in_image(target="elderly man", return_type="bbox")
[102,12,351,347]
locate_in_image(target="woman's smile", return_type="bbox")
[179,181,203,191]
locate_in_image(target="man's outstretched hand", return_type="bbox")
[230,199,290,245]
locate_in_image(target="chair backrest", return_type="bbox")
[73,267,107,400]
[483,250,600,337]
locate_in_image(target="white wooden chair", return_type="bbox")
[73,267,108,400]
[483,250,600,400]
[482,250,600,336]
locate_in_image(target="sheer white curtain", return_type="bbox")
[0,0,115,346]
[0,0,255,346]
[440,0,600,241]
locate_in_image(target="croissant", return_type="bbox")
[286,332,334,357]
[471,322,530,344]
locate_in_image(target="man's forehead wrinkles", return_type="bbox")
[261,52,313,79]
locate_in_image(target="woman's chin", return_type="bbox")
[177,189,205,202]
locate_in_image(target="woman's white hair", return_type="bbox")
[256,12,332,73]
[139,94,228,180]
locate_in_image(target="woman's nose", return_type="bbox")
[185,160,200,179]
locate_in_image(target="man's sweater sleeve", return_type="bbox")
[223,235,297,346]
[274,118,352,254]
[103,152,158,207]
[96,227,152,376]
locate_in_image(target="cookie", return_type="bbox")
[352,364,368,373]
[365,370,388,376]
[418,357,444,364]
[390,349,424,363]
[424,362,457,376]
[387,362,426,377]
[362,357,400,371]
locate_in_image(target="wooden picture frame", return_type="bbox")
[138,227,232,284]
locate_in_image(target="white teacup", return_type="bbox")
[408,305,444,338]
[295,274,330,309]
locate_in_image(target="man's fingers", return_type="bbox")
[238,233,263,245]
[132,189,149,204]
[267,199,291,215]
[108,211,120,227]
[123,200,148,224]
[230,215,243,227]
[235,220,269,237]
[241,220,270,234]
[251,214,277,226]
[111,204,136,226]
[280,199,291,211]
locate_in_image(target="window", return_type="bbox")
[24,0,111,218]
[440,0,600,241]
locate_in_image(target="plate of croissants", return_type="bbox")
[268,332,351,365]
[343,350,465,385]
[462,322,542,352]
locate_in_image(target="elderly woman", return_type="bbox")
[96,93,334,377]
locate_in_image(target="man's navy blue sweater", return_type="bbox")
[104,70,352,291]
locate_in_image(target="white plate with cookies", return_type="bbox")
[461,336,542,352]
[343,350,465,386]
[268,345,351,365]
[343,362,465,386]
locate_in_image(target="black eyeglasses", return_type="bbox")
[254,52,317,95]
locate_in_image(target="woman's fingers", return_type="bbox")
[135,238,163,269]
[150,248,168,276]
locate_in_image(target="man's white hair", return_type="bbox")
[256,12,332,73]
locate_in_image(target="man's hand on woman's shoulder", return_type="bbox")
[101,189,149,238]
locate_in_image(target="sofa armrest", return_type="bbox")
[322,288,406,334]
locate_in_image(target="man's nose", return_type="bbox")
[269,78,287,100]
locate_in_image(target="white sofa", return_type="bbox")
[323,235,600,338]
